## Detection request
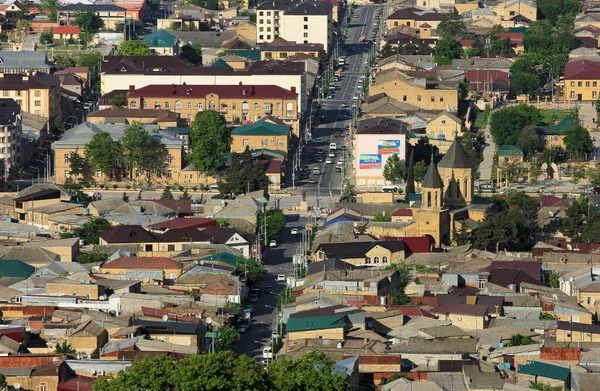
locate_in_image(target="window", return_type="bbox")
[374,256,379,264]
[570,91,575,98]
[429,131,434,137]
[187,102,192,109]
[145,244,152,251]
[167,170,172,179]
[15,90,21,96]
[267,11,270,16]
[588,296,593,305]
[243,139,250,146]
[64,154,69,164]
[304,17,308,21]
[209,101,216,110]
[130,101,137,108]
[64,170,69,178]
[578,81,583,87]
[509,10,515,15]
[570,81,575,87]
[286,102,293,115]
[261,139,268,146]
[277,140,284,147]
[304,32,308,38]
[587,81,591,87]
[259,19,263,24]
[440,96,444,102]
[198,103,204,111]
[304,25,308,29]
[96,171,102,178]
[267,27,271,32]
[382,256,388,264]
[141,101,147,108]
[254,103,259,110]
[417,95,421,102]
[40,383,48,391]
[430,96,435,102]
[365,257,371,264]
[167,154,173,164]
[441,119,446,124]
[277,103,281,110]
[259,27,264,32]
[232,103,237,109]
[164,102,170,109]
[267,19,271,24]
[457,316,463,321]
[402,95,407,101]
[174,100,182,112]
[154,102,160,109]
[259,35,264,40]
[594,91,598,99]
[259,11,263,16]
[595,82,598,87]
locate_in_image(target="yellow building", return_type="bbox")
[231,120,290,153]
[260,37,322,60]
[533,116,574,149]
[0,73,60,121]
[99,256,183,281]
[564,59,600,104]
[425,111,463,141]
[286,315,349,342]
[86,107,180,128]
[386,6,442,30]
[430,304,488,330]
[492,0,537,24]
[126,83,298,125]
[58,4,126,30]
[52,122,189,185]
[370,70,458,112]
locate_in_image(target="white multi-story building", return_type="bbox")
[256,0,333,51]
[0,98,22,175]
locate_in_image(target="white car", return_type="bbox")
[326,158,333,164]
[337,161,343,166]
[291,228,299,235]
[269,239,277,247]
[276,274,286,282]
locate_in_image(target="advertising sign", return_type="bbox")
[359,154,382,169]
[378,140,401,154]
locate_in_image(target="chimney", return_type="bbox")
[239,81,242,85]
[129,85,135,94]
[494,305,499,316]
[291,86,296,94]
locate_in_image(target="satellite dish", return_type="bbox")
[162,315,169,322]
[206,317,212,324]
[567,244,573,251]
[549,211,554,217]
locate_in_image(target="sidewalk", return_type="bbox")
[479,121,495,181]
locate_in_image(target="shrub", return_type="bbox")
[113,184,118,189]
[192,186,197,191]
[126,184,131,189]
[165,186,171,190]
[100,184,105,189]
[179,185,184,191]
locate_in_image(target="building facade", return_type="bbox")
[0,99,22,175]
[0,73,60,123]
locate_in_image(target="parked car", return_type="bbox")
[291,228,299,235]
[243,306,253,314]
[276,274,286,282]
[326,158,333,164]
[265,285,275,294]
[593,187,600,194]
[269,239,277,247]
[251,287,261,296]
[249,295,258,303]
[308,178,317,184]
[238,324,249,333]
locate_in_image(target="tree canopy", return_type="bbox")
[537,0,581,23]
[382,154,404,185]
[179,43,203,65]
[85,131,119,179]
[219,147,270,195]
[563,122,594,161]
[561,195,600,243]
[119,40,151,56]
[257,208,286,241]
[188,111,231,176]
[60,217,109,245]
[489,104,544,146]
[74,10,104,32]
[120,123,168,179]
[434,36,463,65]
[436,10,466,38]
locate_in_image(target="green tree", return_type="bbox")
[519,126,542,160]
[75,10,104,32]
[161,187,174,200]
[16,20,31,36]
[120,123,168,179]
[179,43,203,65]
[76,252,108,264]
[109,94,127,108]
[539,312,556,320]
[509,333,536,346]
[188,111,231,176]
[179,189,192,200]
[564,124,594,161]
[436,10,466,38]
[257,208,286,240]
[489,105,543,146]
[119,40,151,56]
[379,43,396,59]
[38,0,58,21]
[413,160,428,183]
[53,55,76,70]
[406,149,415,194]
[219,147,269,195]
[92,355,176,391]
[214,325,238,352]
[84,131,119,180]
[392,290,411,305]
[268,350,349,391]
[466,37,484,58]
[339,181,357,203]
[60,217,109,245]
[372,211,391,222]
[570,165,585,189]
[537,0,581,23]
[458,132,485,165]
[68,149,88,178]
[510,72,540,97]
[39,32,53,44]
[55,341,75,354]
[0,373,13,391]
[434,36,463,63]
[549,271,560,288]
[122,192,129,202]
[382,154,404,185]
[453,224,471,245]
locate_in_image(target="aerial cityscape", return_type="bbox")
[0,0,595,389]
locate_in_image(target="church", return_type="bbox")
[409,139,489,247]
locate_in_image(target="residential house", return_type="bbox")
[98,225,159,251]
[314,241,406,266]
[430,304,489,330]
[370,70,458,113]
[363,93,420,119]
[52,26,81,40]
[422,111,463,153]
[260,38,322,60]
[51,122,188,185]
[492,0,537,26]
[231,121,290,153]
[200,226,258,258]
[255,0,333,51]
[10,186,71,225]
[58,3,126,30]
[391,338,478,368]
[533,116,575,149]
[0,99,22,174]
[99,256,183,283]
[86,107,180,128]
[287,314,350,341]
[354,117,407,189]
[116,0,148,20]
[133,319,204,349]
[0,51,52,74]
[564,59,600,104]
[143,29,179,56]
[556,321,600,343]
[0,73,60,122]
[386,7,442,30]
[66,320,109,357]
[518,361,570,390]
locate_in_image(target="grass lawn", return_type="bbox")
[474,109,490,129]
[540,109,571,125]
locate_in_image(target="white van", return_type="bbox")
[263,346,273,359]
[329,142,337,150]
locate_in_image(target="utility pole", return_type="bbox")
[485,37,491,96]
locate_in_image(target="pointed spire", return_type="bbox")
[422,160,443,189]
[438,139,473,169]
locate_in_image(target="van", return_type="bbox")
[329,142,337,150]
[263,346,273,359]
[382,185,400,193]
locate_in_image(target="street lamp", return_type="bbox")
[29,166,40,184]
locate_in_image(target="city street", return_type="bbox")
[232,215,306,360]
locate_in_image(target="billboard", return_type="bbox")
[359,154,382,169]
[378,140,401,154]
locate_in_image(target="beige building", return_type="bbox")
[386,6,442,30]
[430,304,488,330]
[0,73,61,122]
[58,4,127,30]
[492,0,537,24]
[231,121,290,154]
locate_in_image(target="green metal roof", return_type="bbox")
[232,49,261,62]
[518,361,570,381]
[212,58,232,68]
[143,29,177,48]
[534,116,575,136]
[287,315,347,333]
[200,252,242,267]
[498,145,523,156]
[0,260,35,278]
[232,122,288,136]
[251,148,287,158]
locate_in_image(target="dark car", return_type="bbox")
[593,187,600,194]
[250,287,261,296]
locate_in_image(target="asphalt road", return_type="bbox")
[294,6,379,196]
[232,215,306,361]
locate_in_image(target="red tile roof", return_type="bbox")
[148,217,216,230]
[102,256,181,270]
[464,70,510,82]
[387,306,435,317]
[565,59,600,79]
[420,22,431,28]
[494,32,524,43]
[52,26,81,35]
[392,209,413,216]
[265,159,282,174]
[128,83,297,99]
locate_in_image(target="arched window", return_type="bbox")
[365,257,371,264]
[434,191,438,207]
[164,102,170,109]
[130,101,137,109]
[394,21,398,26]
[427,191,432,207]
[232,103,237,110]
[382,256,388,264]
[456,181,461,198]
[198,103,204,111]
[242,101,249,111]
[277,103,281,110]
[174,100,182,112]
[209,101,216,110]
[254,103,259,110]
[374,256,380,264]
[187,102,192,109]
[407,21,411,26]
[286,102,293,115]
[464,178,469,199]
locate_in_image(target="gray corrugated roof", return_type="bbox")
[0,51,51,70]
[438,140,473,169]
[422,160,443,189]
